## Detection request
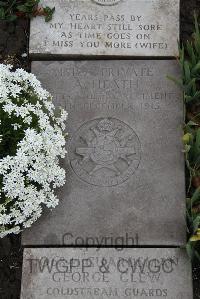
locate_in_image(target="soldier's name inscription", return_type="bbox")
[29,0,179,57]
[21,248,193,299]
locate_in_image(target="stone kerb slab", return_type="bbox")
[29,0,180,57]
[20,248,193,299]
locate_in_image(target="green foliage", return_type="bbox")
[175,15,200,261]
[0,0,55,22]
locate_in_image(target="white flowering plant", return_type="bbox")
[0,64,67,238]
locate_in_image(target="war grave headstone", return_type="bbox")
[22,60,186,246]
[21,1,194,298]
[20,248,193,299]
[29,0,180,58]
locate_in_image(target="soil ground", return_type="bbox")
[0,1,200,298]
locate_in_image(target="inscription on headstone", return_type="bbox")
[20,248,193,299]
[29,0,180,57]
[22,60,185,246]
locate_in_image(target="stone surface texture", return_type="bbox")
[20,248,193,299]
[29,0,180,57]
[22,60,186,246]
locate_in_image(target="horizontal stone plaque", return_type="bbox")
[22,60,185,246]
[29,0,179,57]
[20,248,193,299]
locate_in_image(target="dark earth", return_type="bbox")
[0,0,200,298]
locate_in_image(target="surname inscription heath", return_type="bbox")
[29,0,180,57]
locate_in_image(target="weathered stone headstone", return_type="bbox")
[21,1,193,298]
[20,248,193,299]
[22,60,186,246]
[29,0,180,57]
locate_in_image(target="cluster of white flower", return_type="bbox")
[0,64,68,237]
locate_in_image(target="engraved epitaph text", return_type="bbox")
[29,0,180,57]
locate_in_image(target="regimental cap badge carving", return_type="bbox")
[69,118,141,187]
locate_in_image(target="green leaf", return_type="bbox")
[184,61,191,82]
[194,13,200,36]
[186,242,194,260]
[178,43,185,68]
[194,14,200,55]
[190,128,200,168]
[184,78,196,93]
[186,207,193,222]
[44,6,55,22]
[186,41,196,66]
[192,61,200,75]
[193,215,200,232]
[191,187,200,205]
[0,7,5,19]
[194,127,200,153]
[185,90,200,103]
